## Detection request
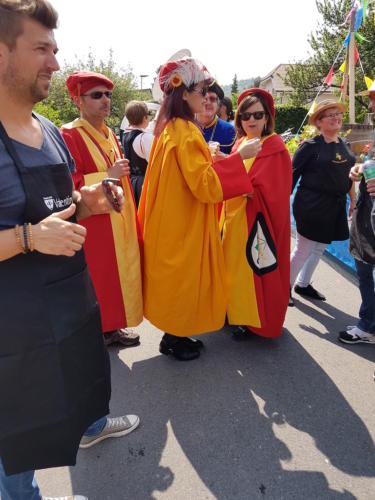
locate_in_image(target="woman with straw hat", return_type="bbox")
[289,99,356,306]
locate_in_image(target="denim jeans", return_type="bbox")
[0,416,107,500]
[355,258,375,333]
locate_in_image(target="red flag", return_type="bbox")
[324,65,334,86]
[354,43,359,64]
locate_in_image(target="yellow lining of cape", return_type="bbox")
[74,120,143,326]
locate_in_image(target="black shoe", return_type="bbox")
[181,337,204,350]
[159,335,200,361]
[294,284,326,301]
[231,325,251,341]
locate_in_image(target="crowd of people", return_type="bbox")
[1,0,374,499]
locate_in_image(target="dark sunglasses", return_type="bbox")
[82,91,113,100]
[191,86,208,97]
[240,111,266,121]
[207,95,219,103]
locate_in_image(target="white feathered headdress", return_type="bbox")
[159,57,213,94]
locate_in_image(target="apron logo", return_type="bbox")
[43,196,54,210]
[43,195,72,211]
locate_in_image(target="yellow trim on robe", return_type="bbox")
[72,118,143,326]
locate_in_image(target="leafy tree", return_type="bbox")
[253,76,261,88]
[231,74,238,95]
[34,50,146,130]
[285,0,375,115]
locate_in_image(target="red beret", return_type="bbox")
[66,71,114,98]
[237,88,275,118]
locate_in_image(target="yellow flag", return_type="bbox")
[340,61,346,72]
[308,100,317,115]
[365,76,373,90]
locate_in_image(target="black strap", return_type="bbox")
[0,121,25,174]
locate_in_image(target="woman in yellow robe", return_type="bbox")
[138,58,261,361]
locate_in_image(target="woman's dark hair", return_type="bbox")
[234,94,275,138]
[0,0,58,50]
[220,96,234,121]
[154,84,196,137]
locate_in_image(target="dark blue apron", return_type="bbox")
[0,122,111,475]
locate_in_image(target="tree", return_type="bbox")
[231,74,238,95]
[253,76,261,88]
[34,50,147,130]
[285,0,375,112]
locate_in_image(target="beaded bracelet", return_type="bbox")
[27,223,34,252]
[23,223,29,254]
[14,225,26,254]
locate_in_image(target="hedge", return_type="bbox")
[274,105,308,134]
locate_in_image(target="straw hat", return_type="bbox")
[356,80,375,97]
[309,99,347,125]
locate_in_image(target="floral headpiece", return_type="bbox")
[159,57,213,94]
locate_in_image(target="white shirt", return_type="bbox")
[124,127,154,161]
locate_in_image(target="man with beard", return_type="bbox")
[196,81,236,154]
[0,1,138,499]
[61,72,143,349]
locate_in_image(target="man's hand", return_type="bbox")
[349,164,362,182]
[108,158,130,179]
[367,178,375,197]
[33,204,87,257]
[78,182,125,219]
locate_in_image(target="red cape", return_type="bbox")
[232,134,292,337]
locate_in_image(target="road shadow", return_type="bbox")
[68,328,374,499]
[293,297,375,364]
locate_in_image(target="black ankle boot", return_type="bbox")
[181,337,204,350]
[160,334,200,361]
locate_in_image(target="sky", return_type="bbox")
[51,0,323,89]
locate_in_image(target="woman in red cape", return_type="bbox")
[222,89,292,339]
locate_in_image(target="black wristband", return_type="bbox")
[23,223,29,254]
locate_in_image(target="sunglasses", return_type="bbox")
[191,86,208,97]
[240,111,266,121]
[207,95,218,103]
[82,91,113,100]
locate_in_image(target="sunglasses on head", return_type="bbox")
[82,91,113,100]
[240,111,266,121]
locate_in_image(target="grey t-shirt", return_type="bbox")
[0,114,75,230]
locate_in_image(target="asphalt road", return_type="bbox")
[36,254,375,500]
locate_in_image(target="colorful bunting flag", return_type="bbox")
[365,76,373,90]
[344,32,351,48]
[354,7,363,32]
[308,100,317,115]
[339,43,359,72]
[363,0,369,21]
[355,32,367,43]
[324,65,334,86]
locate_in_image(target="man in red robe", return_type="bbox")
[61,72,143,347]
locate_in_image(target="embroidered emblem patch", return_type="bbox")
[246,212,278,276]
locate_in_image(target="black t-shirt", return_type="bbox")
[292,135,355,195]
